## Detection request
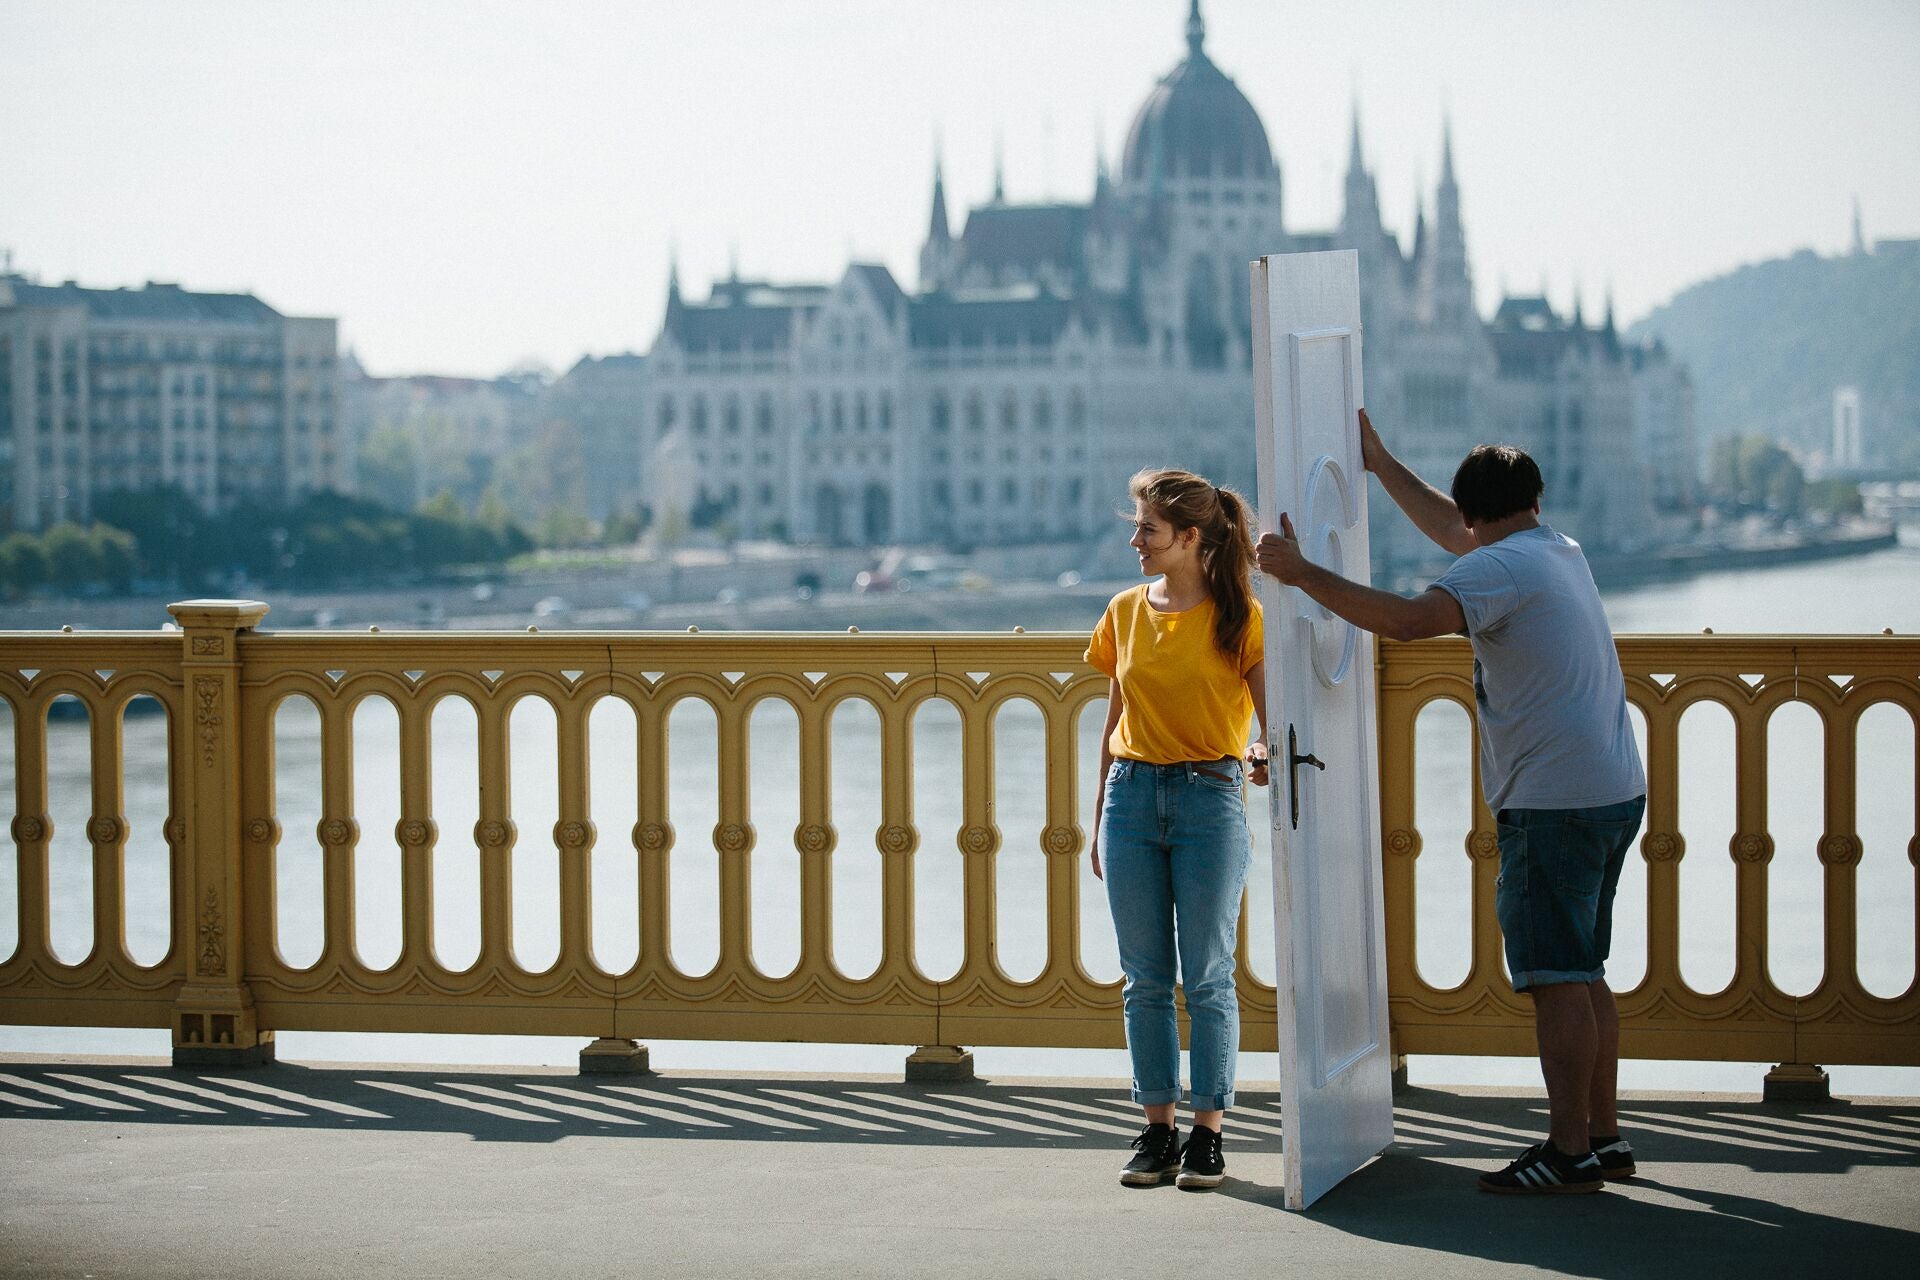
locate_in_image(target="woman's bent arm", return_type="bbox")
[1092,679,1123,879]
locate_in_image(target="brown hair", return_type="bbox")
[1127,468,1257,657]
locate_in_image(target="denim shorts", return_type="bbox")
[1494,796,1646,992]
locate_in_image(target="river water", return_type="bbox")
[5,543,1917,1097]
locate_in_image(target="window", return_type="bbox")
[1068,390,1087,429]
[1000,478,1017,504]
[931,394,950,433]
[1000,392,1017,431]
[691,396,709,436]
[658,396,677,430]
[1033,395,1052,430]
[965,393,983,430]
[723,397,741,435]
[755,394,774,434]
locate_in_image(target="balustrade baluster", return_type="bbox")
[714,699,754,975]
[958,693,998,982]
[395,699,436,974]
[633,697,671,978]
[88,701,129,968]
[554,698,595,974]
[877,698,916,972]
[1822,704,1861,998]
[474,698,515,973]
[794,703,834,975]
[1732,696,1771,993]
[318,699,358,969]
[1040,700,1081,980]
[1642,699,1683,990]
[10,696,52,969]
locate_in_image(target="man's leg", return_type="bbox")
[1587,979,1619,1138]
[1531,981,1596,1156]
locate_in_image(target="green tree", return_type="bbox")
[1709,434,1806,515]
[89,524,139,592]
[356,425,419,511]
[41,522,104,586]
[0,532,49,593]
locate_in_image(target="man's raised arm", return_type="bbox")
[1359,409,1476,557]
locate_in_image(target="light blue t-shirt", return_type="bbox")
[1431,525,1645,812]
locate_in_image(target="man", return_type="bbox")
[1256,409,1646,1196]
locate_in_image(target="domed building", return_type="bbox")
[630,0,1691,567]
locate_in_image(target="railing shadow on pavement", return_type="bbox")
[4,1063,1918,1172]
[6,1062,1917,1276]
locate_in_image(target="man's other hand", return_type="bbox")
[1255,514,1310,583]
[1358,407,1386,473]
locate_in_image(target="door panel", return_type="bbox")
[1250,249,1395,1211]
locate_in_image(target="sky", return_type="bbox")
[3,0,1917,378]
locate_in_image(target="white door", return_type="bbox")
[1249,249,1395,1210]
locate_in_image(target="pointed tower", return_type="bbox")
[1339,98,1383,245]
[992,135,1006,204]
[919,146,954,292]
[1852,195,1867,256]
[1417,116,1475,329]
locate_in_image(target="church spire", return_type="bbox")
[992,133,1006,204]
[926,144,951,244]
[1852,195,1867,256]
[1186,0,1206,57]
[1346,96,1365,178]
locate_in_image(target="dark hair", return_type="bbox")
[1127,468,1256,657]
[1450,444,1544,525]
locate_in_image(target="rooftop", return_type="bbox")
[4,1054,1914,1278]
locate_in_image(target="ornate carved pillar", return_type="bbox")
[167,599,273,1068]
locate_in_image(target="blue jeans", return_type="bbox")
[1494,797,1646,992]
[1100,757,1252,1111]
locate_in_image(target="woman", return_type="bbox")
[1087,468,1268,1191]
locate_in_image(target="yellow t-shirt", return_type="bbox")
[1085,584,1264,765]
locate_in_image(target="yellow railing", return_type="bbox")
[1,602,1915,1076]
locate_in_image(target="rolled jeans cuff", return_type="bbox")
[1190,1089,1235,1112]
[1130,1085,1184,1107]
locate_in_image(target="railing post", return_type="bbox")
[167,599,273,1069]
[906,1044,975,1083]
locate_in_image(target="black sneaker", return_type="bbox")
[1175,1125,1226,1190]
[1476,1142,1604,1195]
[1589,1135,1636,1180]
[1120,1122,1182,1187]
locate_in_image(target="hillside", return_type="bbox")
[1629,242,1920,464]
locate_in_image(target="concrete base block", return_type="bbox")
[906,1044,975,1083]
[580,1038,651,1075]
[1764,1062,1831,1103]
[172,1036,277,1070]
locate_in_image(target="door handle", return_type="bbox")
[1287,724,1325,830]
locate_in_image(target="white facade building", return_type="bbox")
[636,2,1695,564]
[0,274,342,532]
